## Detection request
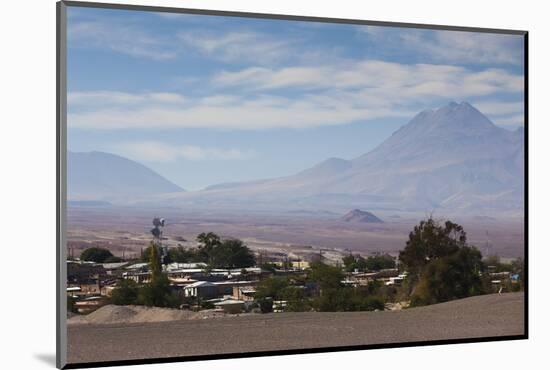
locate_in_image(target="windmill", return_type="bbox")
[151,217,168,265]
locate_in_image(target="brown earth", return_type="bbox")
[67,292,525,364]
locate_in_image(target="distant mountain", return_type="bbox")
[342,209,383,223]
[68,151,183,201]
[141,102,525,216]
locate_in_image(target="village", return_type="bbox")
[67,218,523,318]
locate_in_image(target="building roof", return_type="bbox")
[125,263,149,270]
[166,262,207,271]
[166,268,204,274]
[185,281,217,288]
[214,299,245,306]
[102,262,130,270]
[212,280,256,286]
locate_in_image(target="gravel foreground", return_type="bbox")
[67,292,524,364]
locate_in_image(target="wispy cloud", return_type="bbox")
[68,58,524,130]
[114,141,254,162]
[177,31,296,64]
[357,26,524,66]
[213,60,523,95]
[473,100,524,116]
[472,100,524,126]
[68,90,411,130]
[68,20,176,60]
[491,115,524,127]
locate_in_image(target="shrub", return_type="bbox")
[80,247,114,263]
[110,279,139,305]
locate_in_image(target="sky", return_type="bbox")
[66,6,525,190]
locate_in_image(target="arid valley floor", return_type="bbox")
[67,206,525,262]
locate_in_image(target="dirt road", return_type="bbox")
[67,293,524,364]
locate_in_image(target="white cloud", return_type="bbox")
[212,60,523,97]
[357,26,524,66]
[68,91,186,107]
[471,100,524,126]
[68,21,176,60]
[491,115,524,127]
[473,100,524,116]
[68,59,523,130]
[178,31,295,64]
[67,60,523,130]
[68,91,410,130]
[114,141,253,162]
[69,18,298,65]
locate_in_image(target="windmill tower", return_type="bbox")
[151,217,167,265]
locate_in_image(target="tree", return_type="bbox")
[399,218,467,281]
[398,218,485,306]
[167,246,199,263]
[110,279,139,305]
[410,246,483,306]
[196,232,222,264]
[209,239,256,268]
[312,287,384,312]
[365,254,395,271]
[80,247,114,263]
[255,277,290,300]
[138,274,179,308]
[148,241,162,281]
[308,261,344,291]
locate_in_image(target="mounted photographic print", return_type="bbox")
[56,1,528,368]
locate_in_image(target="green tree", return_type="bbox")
[313,287,384,312]
[410,246,483,306]
[309,261,344,291]
[196,232,222,264]
[167,246,200,263]
[138,274,179,308]
[80,247,114,263]
[399,218,467,281]
[255,277,290,300]
[398,218,485,306]
[342,254,358,272]
[110,279,139,305]
[365,254,396,271]
[148,242,162,281]
[260,262,277,273]
[210,239,256,268]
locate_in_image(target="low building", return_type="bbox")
[166,262,207,271]
[184,281,219,299]
[73,296,107,314]
[232,286,256,301]
[101,262,130,277]
[123,271,151,284]
[214,299,245,314]
[212,280,258,297]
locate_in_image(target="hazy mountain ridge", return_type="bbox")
[157,101,523,215]
[73,102,524,216]
[68,151,183,201]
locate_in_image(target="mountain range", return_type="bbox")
[68,102,525,216]
[67,151,183,201]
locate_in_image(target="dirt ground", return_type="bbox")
[67,292,525,364]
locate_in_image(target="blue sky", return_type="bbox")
[67,6,525,190]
